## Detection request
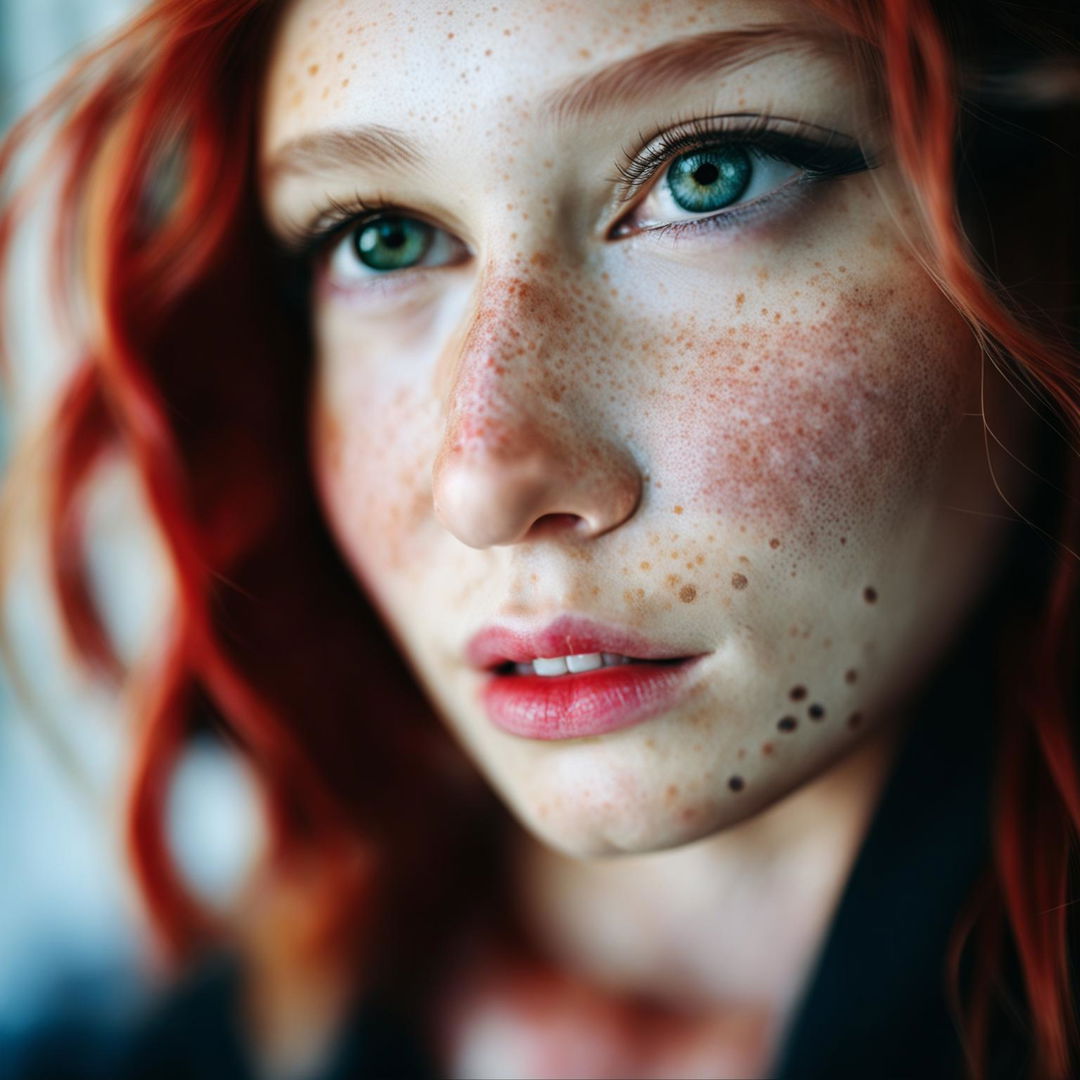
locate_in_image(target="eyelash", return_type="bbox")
[615,114,870,194]
[285,192,387,261]
[282,114,875,264]
[609,114,874,239]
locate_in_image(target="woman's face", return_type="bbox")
[261,0,1013,856]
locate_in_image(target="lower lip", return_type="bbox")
[481,659,703,740]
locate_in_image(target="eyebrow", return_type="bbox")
[543,25,842,123]
[265,25,841,182]
[265,123,425,181]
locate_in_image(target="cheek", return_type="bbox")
[654,278,976,542]
[311,376,438,584]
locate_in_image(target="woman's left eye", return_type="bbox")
[624,144,804,232]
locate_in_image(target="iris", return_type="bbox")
[355,216,431,271]
[666,146,752,213]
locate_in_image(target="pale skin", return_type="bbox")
[258,0,1027,1075]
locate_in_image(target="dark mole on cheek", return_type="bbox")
[777,716,798,732]
[769,538,781,549]
[864,587,878,604]
[845,669,858,684]
[679,584,697,603]
[731,573,748,590]
[809,704,826,720]
[728,776,746,792]
[761,742,774,756]
[789,685,807,701]
[848,712,863,729]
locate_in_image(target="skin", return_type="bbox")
[259,0,1026,1072]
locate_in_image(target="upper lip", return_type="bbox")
[466,613,702,671]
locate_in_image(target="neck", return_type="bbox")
[511,716,905,1024]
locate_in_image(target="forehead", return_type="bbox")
[260,0,842,157]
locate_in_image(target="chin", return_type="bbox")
[505,773,774,860]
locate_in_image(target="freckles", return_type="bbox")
[441,273,604,458]
[268,2,367,119]
[314,383,435,577]
[659,279,974,539]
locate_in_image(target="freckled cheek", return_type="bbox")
[310,367,440,583]
[662,293,976,535]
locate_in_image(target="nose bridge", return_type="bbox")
[441,269,569,456]
[432,265,642,549]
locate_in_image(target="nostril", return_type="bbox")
[527,513,586,538]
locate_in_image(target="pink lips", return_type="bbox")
[467,614,706,740]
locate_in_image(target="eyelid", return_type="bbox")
[610,113,870,205]
[277,194,395,259]
[604,113,874,241]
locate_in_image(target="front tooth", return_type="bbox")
[533,656,569,677]
[566,653,603,673]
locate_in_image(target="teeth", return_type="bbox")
[532,656,569,677]
[513,653,636,676]
[566,653,603,673]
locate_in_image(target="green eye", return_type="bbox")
[666,147,752,214]
[354,215,432,271]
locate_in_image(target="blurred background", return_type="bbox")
[0,3,263,1073]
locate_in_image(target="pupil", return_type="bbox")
[693,162,719,186]
[383,226,406,249]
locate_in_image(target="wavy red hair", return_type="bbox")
[1,0,1077,1076]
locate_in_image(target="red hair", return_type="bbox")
[1,0,1077,1075]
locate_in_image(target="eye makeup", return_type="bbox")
[607,113,876,240]
[612,113,872,199]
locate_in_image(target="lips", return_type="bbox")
[466,613,694,671]
[467,614,707,740]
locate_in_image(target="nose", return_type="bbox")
[431,274,642,549]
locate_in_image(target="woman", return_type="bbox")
[1,0,1077,1077]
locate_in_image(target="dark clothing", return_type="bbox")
[772,663,1002,1079]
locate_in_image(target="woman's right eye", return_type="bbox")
[326,213,465,284]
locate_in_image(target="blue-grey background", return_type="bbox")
[0,3,265,1070]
